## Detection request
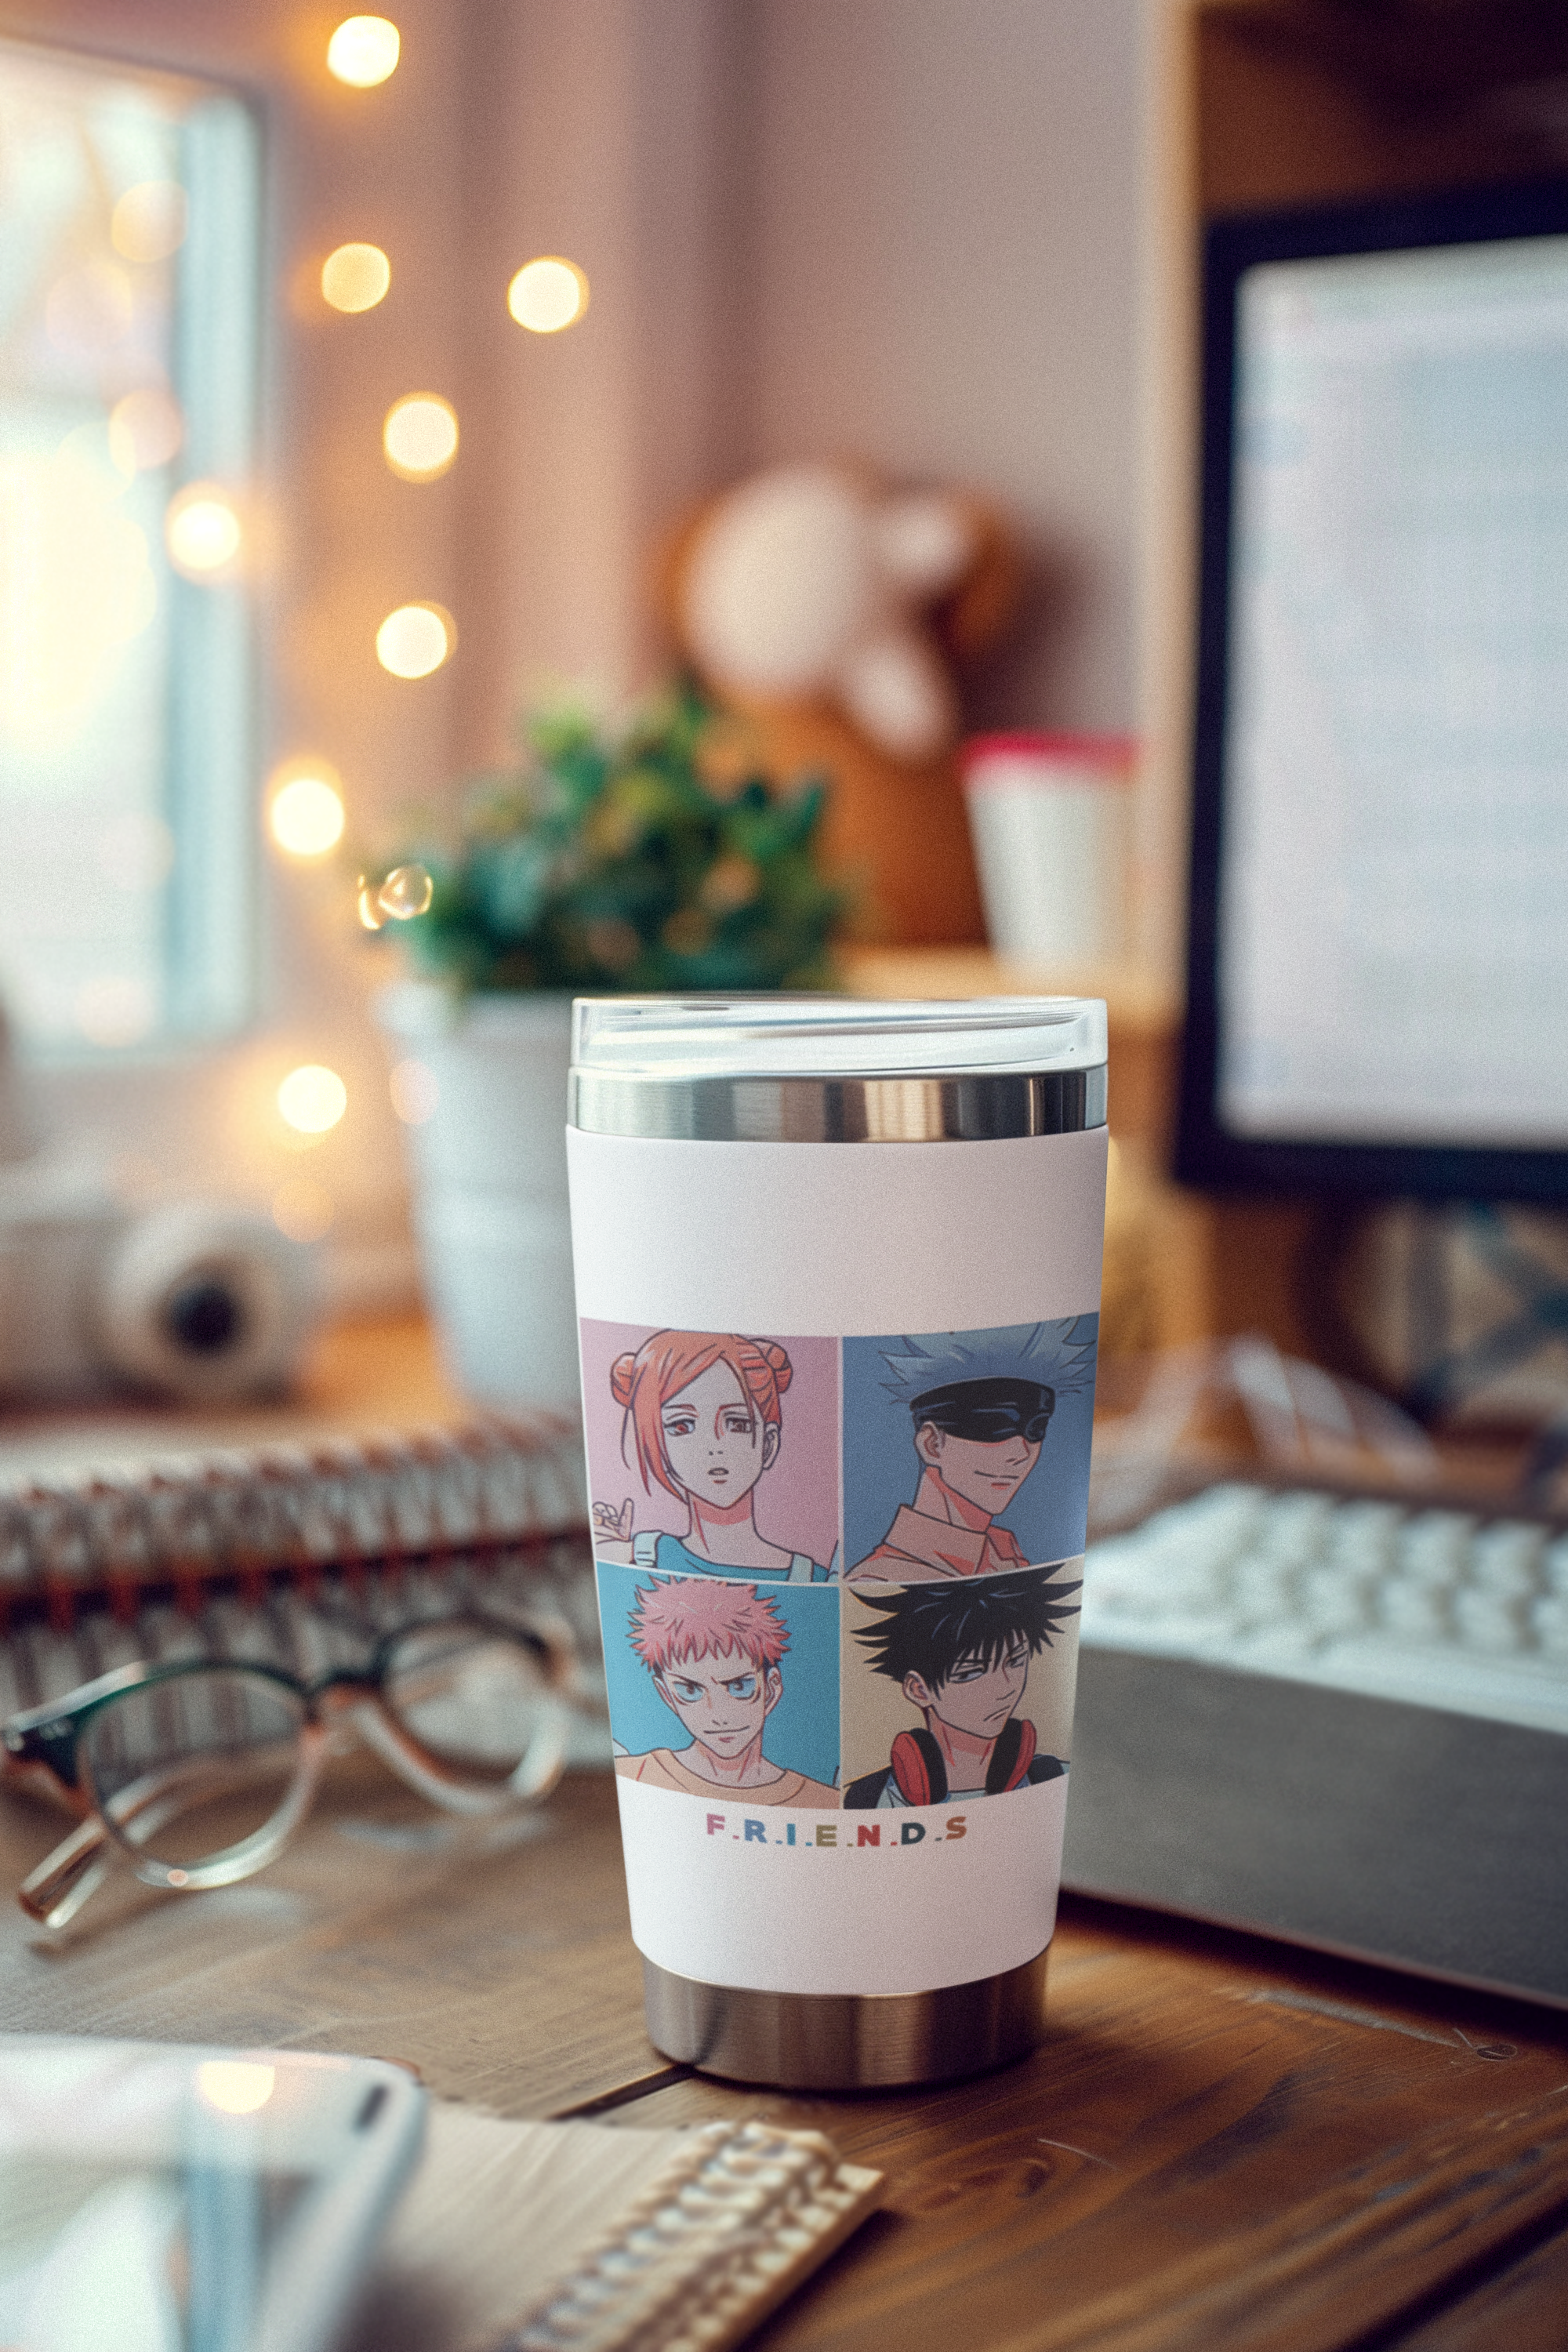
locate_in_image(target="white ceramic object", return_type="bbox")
[376,986,579,1410]
[96,1200,318,1401]
[0,1163,317,1403]
[960,733,1136,964]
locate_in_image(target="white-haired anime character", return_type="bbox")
[846,1320,1095,1584]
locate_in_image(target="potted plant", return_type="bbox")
[366,682,844,1410]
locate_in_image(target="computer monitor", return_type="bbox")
[1178,180,1568,1204]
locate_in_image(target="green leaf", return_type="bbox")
[364,681,851,996]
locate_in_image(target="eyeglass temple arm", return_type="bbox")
[2,1745,108,1929]
[19,1814,113,1930]
[17,1728,331,1929]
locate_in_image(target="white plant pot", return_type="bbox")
[376,985,579,1411]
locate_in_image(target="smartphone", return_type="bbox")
[0,2034,426,2352]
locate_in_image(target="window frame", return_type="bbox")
[0,31,263,1064]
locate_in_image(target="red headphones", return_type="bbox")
[888,1715,1036,1806]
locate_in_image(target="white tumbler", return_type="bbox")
[567,996,1107,2088]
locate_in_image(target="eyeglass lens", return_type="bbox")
[380,1621,561,1786]
[75,1626,562,1872]
[81,1668,309,1872]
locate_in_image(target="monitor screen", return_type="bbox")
[1179,182,1568,1201]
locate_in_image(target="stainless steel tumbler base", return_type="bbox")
[642,1947,1051,2090]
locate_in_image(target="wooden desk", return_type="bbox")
[5,1762,1567,2352]
[0,1296,1558,2346]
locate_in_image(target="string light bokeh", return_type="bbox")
[383,393,458,481]
[264,57,596,1182]
[321,241,390,314]
[326,17,401,89]
[278,1063,348,1136]
[268,762,346,858]
[164,481,242,578]
[506,256,589,333]
[376,602,452,678]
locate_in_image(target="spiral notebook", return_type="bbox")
[350,2104,882,2352]
[0,1414,603,1725]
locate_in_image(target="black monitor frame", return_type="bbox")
[1177,178,1568,1205]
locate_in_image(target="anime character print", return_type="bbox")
[844,1568,1080,1808]
[846,1320,1096,1582]
[615,1575,839,1806]
[592,1329,835,1581]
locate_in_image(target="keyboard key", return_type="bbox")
[1083,1484,1568,1736]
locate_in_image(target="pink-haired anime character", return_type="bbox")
[592,1329,832,1581]
[615,1576,838,1804]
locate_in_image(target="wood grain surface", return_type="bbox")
[0,1762,653,2117]
[5,1766,1568,2351]
[1389,2221,1568,2352]
[598,1896,1568,2352]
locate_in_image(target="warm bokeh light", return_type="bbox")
[269,764,346,858]
[196,2061,276,2116]
[376,602,453,678]
[111,180,188,263]
[327,15,401,86]
[506,256,589,334]
[108,387,184,474]
[383,394,458,481]
[377,862,433,918]
[272,1175,336,1243]
[278,1063,348,1135]
[390,1056,439,1124]
[321,242,390,314]
[165,482,242,577]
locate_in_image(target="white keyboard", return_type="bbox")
[1080,1483,1568,1737]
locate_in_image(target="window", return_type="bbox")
[0,35,259,1056]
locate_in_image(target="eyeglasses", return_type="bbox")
[1,1612,583,1929]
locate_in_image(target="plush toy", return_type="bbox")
[663,463,1019,944]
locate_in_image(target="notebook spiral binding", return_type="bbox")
[0,1417,603,1735]
[0,1415,587,1618]
[507,2121,879,2352]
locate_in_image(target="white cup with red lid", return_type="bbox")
[961,732,1136,964]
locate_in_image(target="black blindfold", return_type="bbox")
[909,1377,1055,1445]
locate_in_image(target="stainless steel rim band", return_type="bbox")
[568,1066,1107,1143]
[641,1950,1051,2089]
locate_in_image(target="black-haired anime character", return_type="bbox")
[843,1566,1080,1807]
[848,1322,1094,1582]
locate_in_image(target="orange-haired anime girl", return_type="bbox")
[592,1329,833,1581]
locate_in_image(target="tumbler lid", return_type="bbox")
[568,996,1107,1144]
[571,995,1105,1080]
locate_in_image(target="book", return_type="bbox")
[347,2103,882,2352]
